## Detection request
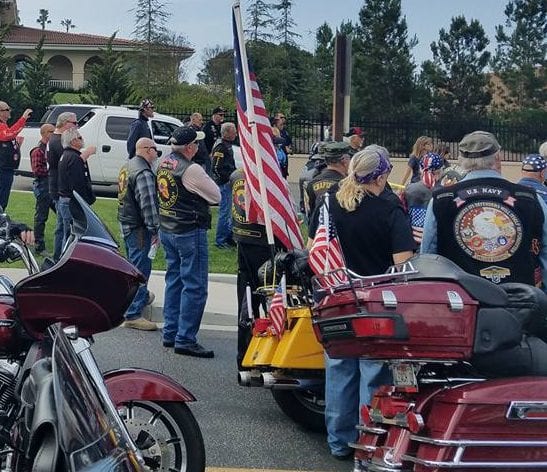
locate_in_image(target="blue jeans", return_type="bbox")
[325,356,392,456]
[0,168,14,211]
[160,228,208,347]
[124,227,152,320]
[55,197,72,260]
[215,183,233,245]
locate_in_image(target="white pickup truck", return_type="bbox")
[17,105,183,186]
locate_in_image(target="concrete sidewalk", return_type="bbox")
[2,268,239,331]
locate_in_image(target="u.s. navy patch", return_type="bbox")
[454,201,522,262]
[479,266,511,283]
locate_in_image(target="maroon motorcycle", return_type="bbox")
[0,193,205,471]
[312,254,547,472]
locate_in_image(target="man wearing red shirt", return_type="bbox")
[0,102,32,210]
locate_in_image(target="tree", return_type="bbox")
[197,45,233,90]
[36,9,51,30]
[271,0,300,46]
[131,0,171,95]
[493,0,547,109]
[60,18,76,33]
[22,36,53,118]
[83,33,133,105]
[0,26,22,113]
[352,0,417,119]
[245,0,275,41]
[421,16,491,117]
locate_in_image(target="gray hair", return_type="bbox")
[56,112,76,128]
[221,122,236,138]
[540,141,547,158]
[61,127,80,148]
[457,154,497,172]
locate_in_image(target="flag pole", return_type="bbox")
[233,2,276,250]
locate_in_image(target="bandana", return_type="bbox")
[354,152,392,184]
[522,154,547,172]
[421,152,443,189]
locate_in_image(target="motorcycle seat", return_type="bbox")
[406,254,508,307]
[501,283,547,340]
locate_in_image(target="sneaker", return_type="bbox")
[122,317,157,331]
[146,291,155,306]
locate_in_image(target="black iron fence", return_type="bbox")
[161,108,546,162]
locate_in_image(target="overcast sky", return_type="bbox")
[18,0,508,82]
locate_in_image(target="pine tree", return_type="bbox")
[83,34,133,106]
[271,0,300,46]
[0,26,22,112]
[352,0,417,119]
[493,0,547,109]
[36,9,51,30]
[421,16,491,117]
[245,0,274,41]
[22,36,53,118]
[131,0,171,95]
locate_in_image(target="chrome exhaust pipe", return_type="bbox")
[238,370,264,387]
[261,372,323,390]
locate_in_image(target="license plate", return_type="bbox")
[392,363,417,388]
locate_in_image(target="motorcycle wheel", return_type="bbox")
[119,400,205,472]
[271,388,326,432]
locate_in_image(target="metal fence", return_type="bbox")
[162,108,546,162]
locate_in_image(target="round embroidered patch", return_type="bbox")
[157,168,178,209]
[454,201,522,262]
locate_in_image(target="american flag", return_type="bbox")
[269,282,286,336]
[232,6,303,251]
[308,197,346,276]
[409,207,427,244]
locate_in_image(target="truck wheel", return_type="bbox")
[271,388,326,433]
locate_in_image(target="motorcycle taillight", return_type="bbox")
[352,317,395,337]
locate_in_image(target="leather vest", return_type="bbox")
[157,152,211,233]
[432,177,544,286]
[230,168,268,245]
[117,156,153,228]
[0,139,18,170]
[306,168,344,216]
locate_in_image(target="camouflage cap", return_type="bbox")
[459,131,500,159]
[321,141,353,161]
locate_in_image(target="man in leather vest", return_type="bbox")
[305,141,352,218]
[0,102,32,210]
[118,137,160,331]
[421,131,547,289]
[157,126,220,358]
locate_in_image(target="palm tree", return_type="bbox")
[60,18,76,33]
[36,9,51,30]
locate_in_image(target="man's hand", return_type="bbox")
[81,145,97,161]
[19,230,34,246]
[15,136,24,146]
[22,109,33,120]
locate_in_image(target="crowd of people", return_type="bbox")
[2,95,547,460]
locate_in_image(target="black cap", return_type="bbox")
[212,106,226,115]
[169,126,205,145]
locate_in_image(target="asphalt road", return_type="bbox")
[92,327,347,472]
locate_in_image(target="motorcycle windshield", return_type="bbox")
[70,191,118,249]
[51,326,143,471]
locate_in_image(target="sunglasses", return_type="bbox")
[68,121,78,125]
[0,108,11,112]
[144,146,158,151]
[74,136,83,140]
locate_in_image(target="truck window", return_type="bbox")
[40,105,97,124]
[105,116,134,141]
[152,120,179,144]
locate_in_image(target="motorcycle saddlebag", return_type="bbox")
[312,281,478,361]
[405,377,547,471]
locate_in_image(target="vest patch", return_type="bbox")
[454,201,523,263]
[118,167,128,203]
[479,266,511,283]
[157,168,179,209]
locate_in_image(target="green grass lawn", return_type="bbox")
[3,191,238,274]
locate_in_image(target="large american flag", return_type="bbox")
[308,197,346,276]
[232,6,303,251]
[268,283,286,337]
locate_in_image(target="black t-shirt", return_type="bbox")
[47,133,63,198]
[309,186,416,275]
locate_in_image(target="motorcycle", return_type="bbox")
[238,250,326,432]
[0,193,205,471]
[312,254,547,471]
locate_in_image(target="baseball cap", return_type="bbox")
[420,152,444,171]
[212,106,226,115]
[459,131,500,159]
[522,154,547,172]
[345,127,363,137]
[169,127,205,145]
[321,141,353,161]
